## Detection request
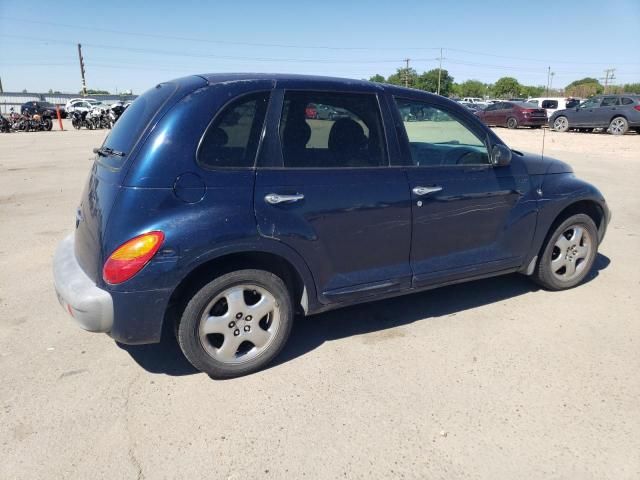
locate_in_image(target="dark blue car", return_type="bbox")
[53,74,611,378]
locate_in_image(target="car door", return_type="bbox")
[254,86,412,304]
[391,95,537,287]
[572,97,601,127]
[599,96,620,126]
[480,103,497,124]
[495,102,512,126]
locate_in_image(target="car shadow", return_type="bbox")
[118,253,610,377]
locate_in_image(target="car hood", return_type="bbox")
[515,150,573,175]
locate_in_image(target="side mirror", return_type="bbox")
[490,144,512,166]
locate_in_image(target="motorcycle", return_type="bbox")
[0,113,11,133]
[108,103,126,127]
[28,112,53,131]
[71,110,92,129]
[88,106,110,129]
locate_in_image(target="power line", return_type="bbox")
[2,17,639,66]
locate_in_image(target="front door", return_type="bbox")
[254,87,412,303]
[391,96,537,287]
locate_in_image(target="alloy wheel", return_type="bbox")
[198,284,280,365]
[550,224,593,282]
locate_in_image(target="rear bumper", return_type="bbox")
[520,117,547,126]
[53,234,113,333]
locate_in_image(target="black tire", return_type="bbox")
[608,116,628,135]
[531,213,598,291]
[43,118,52,131]
[633,127,640,134]
[177,269,293,378]
[552,115,569,132]
[506,117,518,129]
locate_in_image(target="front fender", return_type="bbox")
[528,173,609,262]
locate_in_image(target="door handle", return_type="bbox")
[264,193,304,205]
[412,186,442,196]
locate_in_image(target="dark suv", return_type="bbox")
[550,95,640,134]
[53,74,610,378]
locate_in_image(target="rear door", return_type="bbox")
[599,96,620,126]
[254,86,412,304]
[391,95,536,286]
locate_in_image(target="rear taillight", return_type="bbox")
[103,231,164,284]
[634,105,640,111]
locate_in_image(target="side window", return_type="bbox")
[621,97,634,105]
[541,100,558,109]
[581,98,601,109]
[528,100,539,106]
[484,103,497,111]
[279,91,386,168]
[394,98,489,167]
[198,92,269,169]
[601,97,619,107]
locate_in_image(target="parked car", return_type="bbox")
[20,101,56,117]
[462,97,484,104]
[550,95,640,135]
[65,98,106,114]
[53,73,610,378]
[476,101,547,128]
[526,97,582,118]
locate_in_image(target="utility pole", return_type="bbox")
[403,58,410,87]
[546,67,555,95]
[77,43,87,97]
[602,68,615,94]
[437,48,443,95]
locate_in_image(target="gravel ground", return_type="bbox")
[1,122,639,479]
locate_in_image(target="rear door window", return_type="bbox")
[621,97,634,105]
[198,92,270,168]
[601,97,620,107]
[279,91,386,168]
[541,100,558,109]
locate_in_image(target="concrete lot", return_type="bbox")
[1,122,639,479]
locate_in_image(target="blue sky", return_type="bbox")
[1,0,639,94]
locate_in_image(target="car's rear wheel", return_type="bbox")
[608,116,628,135]
[552,116,569,132]
[506,117,518,129]
[177,269,293,378]
[532,214,598,291]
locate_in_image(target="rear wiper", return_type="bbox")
[93,146,125,157]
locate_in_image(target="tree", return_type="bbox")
[387,67,418,87]
[623,83,640,93]
[521,85,545,98]
[492,77,522,98]
[415,69,455,96]
[457,79,486,98]
[565,77,603,97]
[369,74,385,83]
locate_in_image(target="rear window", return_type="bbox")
[621,97,635,105]
[101,82,178,160]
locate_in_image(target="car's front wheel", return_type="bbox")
[532,214,598,291]
[177,269,293,378]
[506,117,519,129]
[608,116,628,135]
[552,116,569,132]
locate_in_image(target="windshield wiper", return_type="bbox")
[93,146,125,157]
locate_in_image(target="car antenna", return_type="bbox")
[541,120,547,163]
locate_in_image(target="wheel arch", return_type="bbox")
[537,199,606,262]
[165,242,318,333]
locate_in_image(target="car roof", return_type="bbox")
[190,73,441,101]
